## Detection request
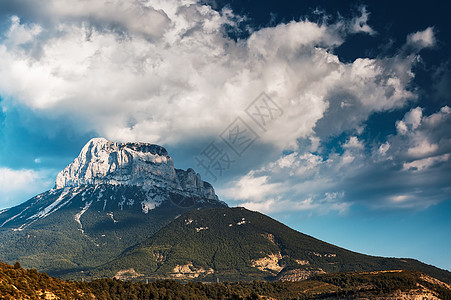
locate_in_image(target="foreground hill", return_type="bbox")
[0,261,88,299]
[1,260,450,299]
[90,207,451,283]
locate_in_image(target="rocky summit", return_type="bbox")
[56,137,218,202]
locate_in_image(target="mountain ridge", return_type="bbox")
[87,207,451,284]
[0,138,226,277]
[0,137,450,285]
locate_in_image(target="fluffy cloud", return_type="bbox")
[343,136,364,149]
[348,6,376,35]
[394,106,451,160]
[396,107,422,135]
[1,0,172,38]
[0,1,416,151]
[403,154,449,172]
[221,106,451,213]
[220,171,282,202]
[406,27,436,49]
[1,1,447,213]
[0,168,54,209]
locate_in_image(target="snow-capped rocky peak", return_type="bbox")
[55,138,218,201]
[56,138,176,188]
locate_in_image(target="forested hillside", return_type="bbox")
[1,260,450,299]
[90,207,451,283]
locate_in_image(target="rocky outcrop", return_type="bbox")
[56,138,218,201]
[295,259,309,266]
[170,263,214,279]
[175,168,217,200]
[261,233,276,244]
[251,252,284,274]
[114,268,144,280]
[276,267,326,281]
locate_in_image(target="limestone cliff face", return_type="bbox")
[55,138,218,200]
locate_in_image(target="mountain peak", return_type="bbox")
[55,138,217,201]
[56,138,173,189]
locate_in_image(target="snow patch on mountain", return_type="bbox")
[9,188,80,231]
[107,212,118,223]
[1,206,30,228]
[75,199,93,234]
[237,218,246,225]
[30,187,84,220]
[195,226,208,232]
[27,188,71,221]
[141,192,166,214]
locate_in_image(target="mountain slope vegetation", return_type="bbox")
[0,185,226,278]
[89,207,451,283]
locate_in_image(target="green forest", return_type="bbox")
[1,260,450,299]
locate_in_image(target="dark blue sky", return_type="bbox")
[0,0,450,271]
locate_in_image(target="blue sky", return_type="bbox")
[0,0,450,271]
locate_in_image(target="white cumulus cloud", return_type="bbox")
[406,27,436,49]
[220,106,451,213]
[349,6,376,35]
[1,1,446,214]
[0,1,417,151]
[0,168,54,209]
